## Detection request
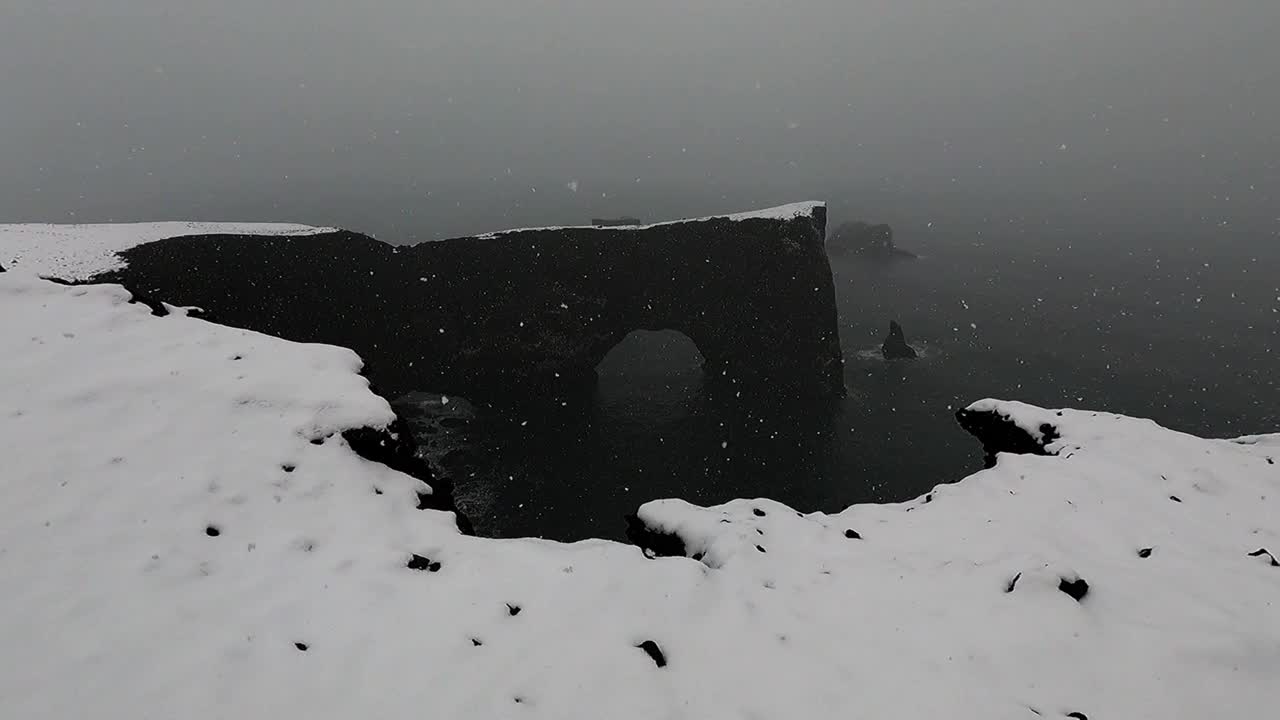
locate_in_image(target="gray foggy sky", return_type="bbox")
[2,0,1277,239]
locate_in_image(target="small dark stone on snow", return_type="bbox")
[1138,547,1153,558]
[1066,713,1088,720]
[635,640,667,668]
[1267,458,1274,465]
[844,529,861,539]
[309,437,325,446]
[923,493,933,504]
[407,554,440,572]
[756,528,764,535]
[471,638,483,647]
[281,464,296,473]
[205,525,220,537]
[294,642,309,652]
[1169,495,1182,502]
[752,508,766,517]
[719,518,730,524]
[1005,572,1022,593]
[507,603,522,616]
[755,544,766,553]
[373,487,384,495]
[1058,576,1089,601]
[1248,548,1280,566]
[232,354,243,361]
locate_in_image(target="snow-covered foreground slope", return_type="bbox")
[1,273,1277,719]
[0,221,334,278]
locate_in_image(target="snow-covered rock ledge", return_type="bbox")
[2,273,1277,719]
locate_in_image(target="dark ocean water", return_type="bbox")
[397,211,1280,541]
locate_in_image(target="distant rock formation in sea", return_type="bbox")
[828,221,916,259]
[50,203,845,399]
[591,216,643,227]
[881,320,918,360]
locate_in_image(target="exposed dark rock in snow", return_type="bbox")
[1248,548,1279,567]
[1058,576,1089,602]
[624,514,688,558]
[827,221,916,259]
[406,554,441,572]
[87,204,844,399]
[881,320,918,360]
[955,406,1059,468]
[341,417,472,535]
[635,640,668,668]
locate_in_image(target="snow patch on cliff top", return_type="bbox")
[1,272,1277,719]
[473,201,824,239]
[0,221,334,279]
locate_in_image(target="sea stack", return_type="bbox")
[881,321,918,360]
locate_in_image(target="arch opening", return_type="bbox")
[595,329,705,378]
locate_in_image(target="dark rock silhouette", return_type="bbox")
[828,221,916,259]
[955,406,1060,469]
[87,204,845,400]
[881,321,918,360]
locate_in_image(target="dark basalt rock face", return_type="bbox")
[881,320,918,360]
[624,514,689,559]
[88,206,845,400]
[955,406,1060,468]
[827,221,916,259]
[341,416,473,534]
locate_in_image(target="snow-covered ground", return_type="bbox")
[473,201,824,239]
[2,269,1277,719]
[0,222,334,279]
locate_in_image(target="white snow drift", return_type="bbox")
[1,271,1278,717]
[474,201,824,239]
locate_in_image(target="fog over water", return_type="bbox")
[3,1,1277,241]
[5,1,1278,539]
